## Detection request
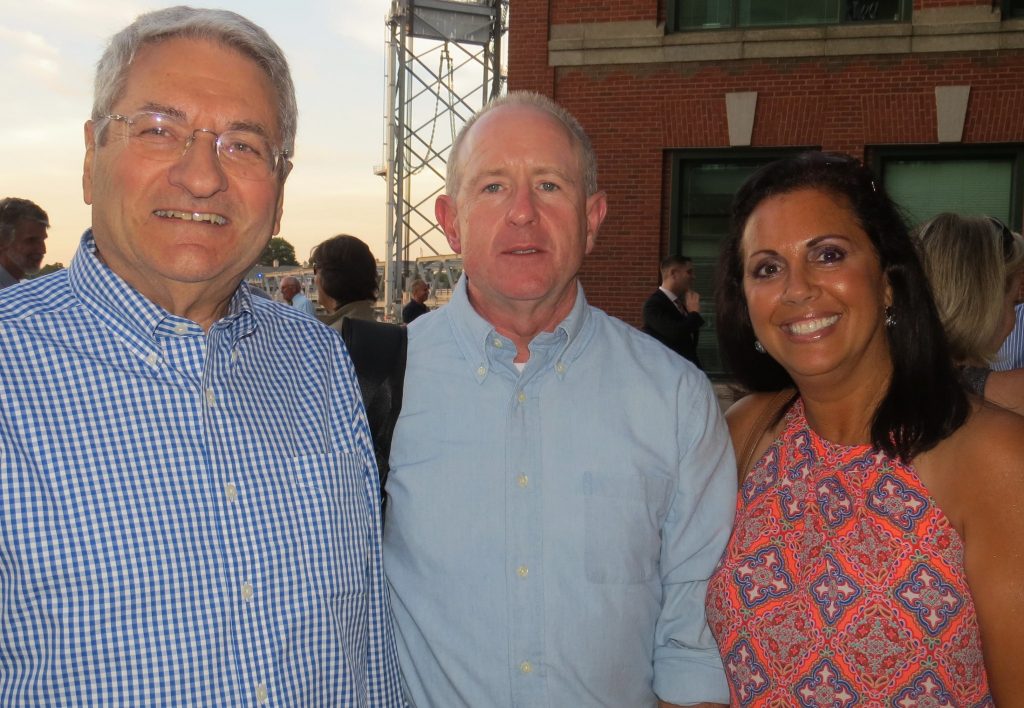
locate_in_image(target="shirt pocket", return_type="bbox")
[581,470,673,584]
[285,451,371,602]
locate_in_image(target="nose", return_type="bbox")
[782,264,818,304]
[167,129,229,198]
[507,186,538,227]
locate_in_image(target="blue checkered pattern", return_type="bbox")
[0,231,404,705]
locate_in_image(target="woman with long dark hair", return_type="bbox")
[706,152,1023,705]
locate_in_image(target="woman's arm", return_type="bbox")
[954,406,1024,705]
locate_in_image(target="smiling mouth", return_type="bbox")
[784,315,840,335]
[508,248,539,255]
[154,209,228,226]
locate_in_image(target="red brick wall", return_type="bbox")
[507,0,1024,324]
[549,0,657,24]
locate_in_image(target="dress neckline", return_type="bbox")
[789,396,875,455]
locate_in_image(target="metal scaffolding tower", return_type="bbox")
[381,0,507,320]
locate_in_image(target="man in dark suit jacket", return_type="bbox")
[642,255,705,368]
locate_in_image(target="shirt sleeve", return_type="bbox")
[653,373,736,705]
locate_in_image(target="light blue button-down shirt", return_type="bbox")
[994,303,1024,371]
[0,231,404,705]
[384,276,735,707]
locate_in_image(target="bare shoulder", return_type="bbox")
[919,399,1024,528]
[725,390,794,473]
[725,391,779,436]
[949,399,1024,476]
[984,369,1024,416]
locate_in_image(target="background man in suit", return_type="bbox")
[642,254,705,368]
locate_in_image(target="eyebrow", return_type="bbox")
[472,166,579,184]
[745,234,852,260]
[136,102,271,138]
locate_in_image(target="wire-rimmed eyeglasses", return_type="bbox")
[95,111,289,181]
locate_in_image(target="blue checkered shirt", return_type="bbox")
[0,231,404,705]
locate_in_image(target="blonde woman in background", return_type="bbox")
[915,213,1024,414]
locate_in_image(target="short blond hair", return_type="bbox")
[915,213,1024,363]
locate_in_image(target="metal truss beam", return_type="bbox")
[382,0,506,320]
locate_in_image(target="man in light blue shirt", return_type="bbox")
[0,7,403,705]
[384,92,735,707]
[281,274,316,317]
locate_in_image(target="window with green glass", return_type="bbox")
[874,150,1023,232]
[673,0,908,30]
[668,150,803,378]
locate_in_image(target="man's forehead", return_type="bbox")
[116,37,280,134]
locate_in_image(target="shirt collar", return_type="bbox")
[445,274,592,382]
[68,229,256,348]
[658,285,678,302]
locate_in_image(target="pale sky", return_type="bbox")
[0,0,397,268]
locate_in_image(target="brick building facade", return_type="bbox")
[507,0,1024,375]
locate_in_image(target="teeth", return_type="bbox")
[511,249,537,254]
[154,210,227,226]
[786,315,839,335]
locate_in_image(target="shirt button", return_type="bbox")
[517,565,529,578]
[492,338,503,348]
[225,483,238,502]
[173,323,189,335]
[145,352,159,366]
[555,361,566,374]
[231,350,240,363]
[517,391,526,403]
[242,582,254,602]
[517,475,529,488]
[255,683,268,704]
[520,661,532,674]
[205,388,216,407]
[477,366,487,377]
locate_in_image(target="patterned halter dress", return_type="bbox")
[706,398,992,706]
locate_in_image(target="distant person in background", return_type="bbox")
[0,197,49,289]
[280,274,315,316]
[915,213,1024,414]
[401,278,430,324]
[311,234,379,332]
[642,254,705,367]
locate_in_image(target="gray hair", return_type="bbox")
[0,197,49,248]
[92,6,297,159]
[446,91,598,198]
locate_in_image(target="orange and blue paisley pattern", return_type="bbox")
[707,398,992,707]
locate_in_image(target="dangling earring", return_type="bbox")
[754,340,766,354]
[884,306,895,328]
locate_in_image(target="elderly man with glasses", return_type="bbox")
[0,7,403,705]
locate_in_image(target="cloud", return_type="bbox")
[327,0,391,52]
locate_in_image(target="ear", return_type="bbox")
[83,120,97,205]
[436,194,462,254]
[271,161,293,235]
[583,190,607,255]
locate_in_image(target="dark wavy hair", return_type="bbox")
[309,234,378,306]
[715,151,967,461]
